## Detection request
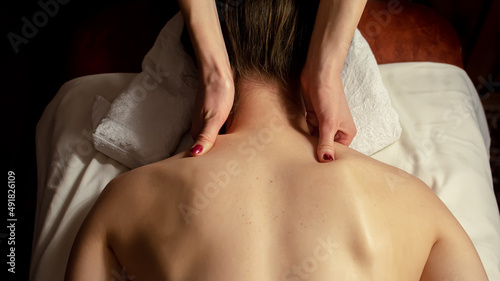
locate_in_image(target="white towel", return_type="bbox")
[93,12,401,169]
[342,30,402,155]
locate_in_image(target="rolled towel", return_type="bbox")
[93,12,401,169]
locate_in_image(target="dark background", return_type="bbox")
[2,0,499,280]
[3,1,179,280]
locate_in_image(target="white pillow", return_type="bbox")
[93,12,401,169]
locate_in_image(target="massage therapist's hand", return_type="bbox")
[177,0,234,156]
[301,0,366,162]
[190,68,234,156]
[301,67,356,162]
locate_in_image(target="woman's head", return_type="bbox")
[183,0,319,94]
[217,0,319,88]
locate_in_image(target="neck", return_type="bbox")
[226,79,308,135]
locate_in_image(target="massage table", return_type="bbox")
[31,1,500,280]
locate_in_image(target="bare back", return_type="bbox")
[65,130,488,281]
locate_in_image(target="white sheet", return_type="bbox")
[31,63,500,281]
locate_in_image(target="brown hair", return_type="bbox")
[182,0,319,92]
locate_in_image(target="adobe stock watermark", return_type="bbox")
[476,74,500,99]
[7,0,71,54]
[49,64,169,187]
[178,108,289,224]
[382,164,413,193]
[382,127,446,193]
[387,92,476,188]
[281,236,340,281]
[363,0,404,38]
[118,64,170,106]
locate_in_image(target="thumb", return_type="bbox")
[317,120,338,162]
[189,114,224,157]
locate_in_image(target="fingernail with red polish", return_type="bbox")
[190,144,203,155]
[322,153,334,161]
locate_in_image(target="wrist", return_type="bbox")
[303,53,343,79]
[199,53,232,77]
[200,62,234,86]
[197,47,231,70]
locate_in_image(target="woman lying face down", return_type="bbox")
[65,0,489,280]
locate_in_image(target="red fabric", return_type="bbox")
[358,1,463,68]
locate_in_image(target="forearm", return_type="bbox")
[306,0,367,75]
[177,0,231,76]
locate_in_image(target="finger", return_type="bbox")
[317,119,338,162]
[189,113,224,157]
[303,100,320,136]
[334,120,357,146]
[190,113,203,140]
[334,129,355,146]
[305,111,319,136]
[306,119,318,137]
